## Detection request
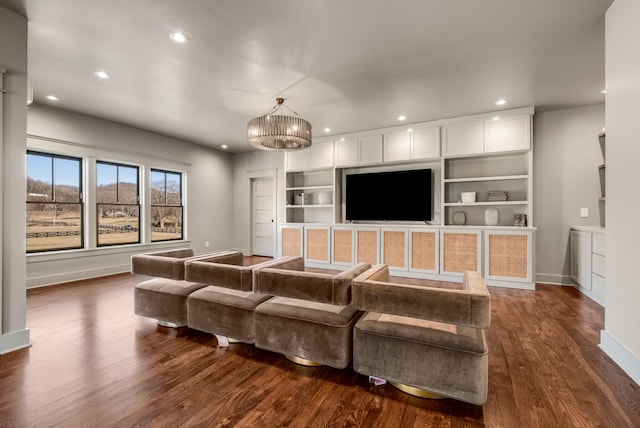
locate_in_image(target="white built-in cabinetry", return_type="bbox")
[570,227,605,305]
[281,106,535,289]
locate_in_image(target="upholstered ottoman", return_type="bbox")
[352,266,491,405]
[253,258,371,369]
[185,254,297,343]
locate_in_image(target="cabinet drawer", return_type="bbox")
[592,273,605,300]
[592,253,605,278]
[592,233,605,256]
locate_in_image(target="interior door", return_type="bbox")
[252,177,276,257]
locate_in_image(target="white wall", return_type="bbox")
[26,104,235,287]
[533,104,605,284]
[601,0,640,385]
[231,150,285,254]
[0,6,30,353]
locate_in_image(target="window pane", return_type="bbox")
[166,172,181,205]
[27,153,53,202]
[26,203,82,252]
[118,166,138,204]
[54,157,81,202]
[150,170,166,205]
[151,206,183,241]
[97,204,140,246]
[97,163,117,203]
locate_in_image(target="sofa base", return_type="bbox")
[286,355,323,367]
[389,381,446,399]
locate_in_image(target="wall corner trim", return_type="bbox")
[0,328,31,354]
[599,330,640,387]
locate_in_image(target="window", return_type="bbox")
[96,161,140,246]
[26,151,83,252]
[150,169,183,241]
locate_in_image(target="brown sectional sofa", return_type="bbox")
[131,249,491,405]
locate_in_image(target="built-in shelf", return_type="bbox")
[286,204,333,208]
[444,175,528,183]
[285,185,333,191]
[444,201,528,207]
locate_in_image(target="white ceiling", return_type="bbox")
[1,0,611,153]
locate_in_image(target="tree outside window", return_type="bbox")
[96,161,140,246]
[26,151,83,252]
[150,169,183,241]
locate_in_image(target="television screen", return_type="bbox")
[345,169,432,222]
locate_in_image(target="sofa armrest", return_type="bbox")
[254,262,370,305]
[352,267,490,328]
[131,248,195,279]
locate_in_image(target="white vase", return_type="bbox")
[484,208,499,226]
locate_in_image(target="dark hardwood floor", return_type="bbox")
[0,272,639,427]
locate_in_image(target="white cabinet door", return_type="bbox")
[335,137,358,166]
[359,134,383,164]
[570,230,592,289]
[442,121,484,157]
[309,141,334,169]
[484,115,530,153]
[383,131,411,162]
[411,126,440,159]
[285,149,309,171]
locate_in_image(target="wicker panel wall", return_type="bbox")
[443,232,478,273]
[306,228,329,262]
[333,229,353,264]
[489,234,528,278]
[383,231,406,268]
[411,231,436,271]
[281,227,302,257]
[357,230,378,264]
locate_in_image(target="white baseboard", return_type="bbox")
[27,264,130,289]
[0,328,31,354]
[600,330,640,387]
[535,273,572,285]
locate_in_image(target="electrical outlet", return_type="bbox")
[580,208,589,218]
[205,241,210,248]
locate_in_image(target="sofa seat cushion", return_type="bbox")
[356,312,486,354]
[254,298,362,369]
[186,286,272,342]
[255,297,359,327]
[134,278,206,326]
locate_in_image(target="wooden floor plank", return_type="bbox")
[0,274,638,427]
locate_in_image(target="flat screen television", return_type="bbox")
[345,169,432,222]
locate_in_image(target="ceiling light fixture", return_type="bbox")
[170,32,188,43]
[323,127,331,133]
[94,71,110,79]
[600,89,607,94]
[221,144,228,149]
[495,99,507,106]
[398,115,406,121]
[46,95,59,101]
[247,98,312,151]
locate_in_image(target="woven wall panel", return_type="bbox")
[489,234,528,278]
[411,231,436,271]
[282,228,301,257]
[357,230,378,264]
[383,231,406,268]
[333,230,353,264]
[443,232,478,273]
[306,228,329,262]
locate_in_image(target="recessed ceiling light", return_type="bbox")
[170,32,188,43]
[600,89,607,94]
[221,145,228,149]
[94,71,110,79]
[492,116,500,121]
[323,127,331,133]
[495,99,507,106]
[397,115,406,121]
[46,95,59,101]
